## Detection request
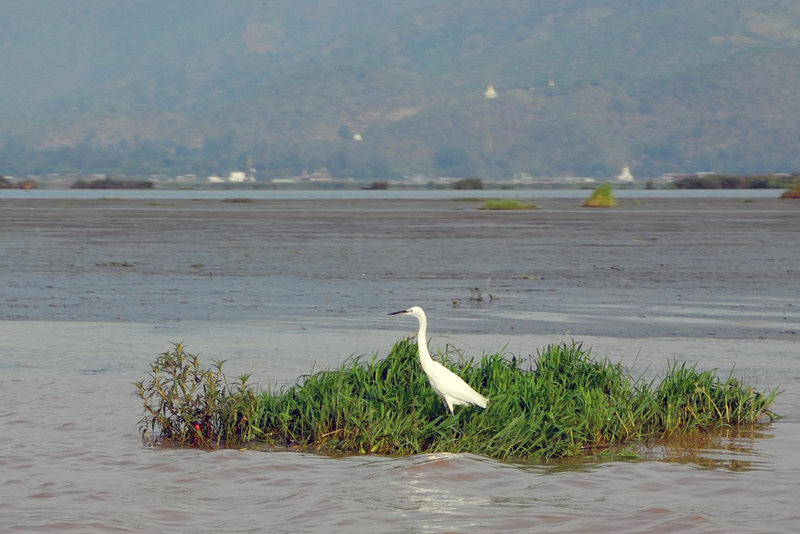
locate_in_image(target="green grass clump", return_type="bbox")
[136,341,778,459]
[582,183,616,207]
[478,199,538,210]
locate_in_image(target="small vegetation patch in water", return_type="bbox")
[135,344,261,447]
[478,199,538,210]
[582,183,616,207]
[136,340,778,459]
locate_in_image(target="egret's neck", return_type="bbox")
[415,315,433,365]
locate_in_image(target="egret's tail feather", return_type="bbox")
[453,388,488,409]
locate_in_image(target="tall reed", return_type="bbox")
[135,343,261,447]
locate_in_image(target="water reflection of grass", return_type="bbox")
[136,340,778,460]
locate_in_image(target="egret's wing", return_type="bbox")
[430,362,488,407]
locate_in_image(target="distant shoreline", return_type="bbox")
[7,182,798,192]
[0,188,790,202]
[7,175,799,192]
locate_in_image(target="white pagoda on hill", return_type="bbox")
[616,165,634,182]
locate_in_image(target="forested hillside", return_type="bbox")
[1,0,798,179]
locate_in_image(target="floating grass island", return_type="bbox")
[136,341,778,460]
[477,199,538,210]
[582,183,616,207]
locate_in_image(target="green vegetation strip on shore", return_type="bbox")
[675,174,800,190]
[136,340,778,459]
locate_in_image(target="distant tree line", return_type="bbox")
[451,177,484,190]
[674,174,800,189]
[0,175,38,189]
[71,176,153,189]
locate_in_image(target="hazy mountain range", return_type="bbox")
[1,0,799,179]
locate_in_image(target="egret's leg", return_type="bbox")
[443,397,454,415]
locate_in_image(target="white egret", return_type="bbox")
[389,306,488,415]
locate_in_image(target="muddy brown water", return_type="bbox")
[1,197,799,533]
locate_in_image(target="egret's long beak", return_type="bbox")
[388,309,408,316]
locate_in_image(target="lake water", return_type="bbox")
[0,186,787,201]
[1,196,798,533]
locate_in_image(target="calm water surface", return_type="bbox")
[1,197,798,533]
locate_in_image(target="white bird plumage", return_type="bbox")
[389,306,488,415]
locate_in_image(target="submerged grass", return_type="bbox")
[137,340,778,460]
